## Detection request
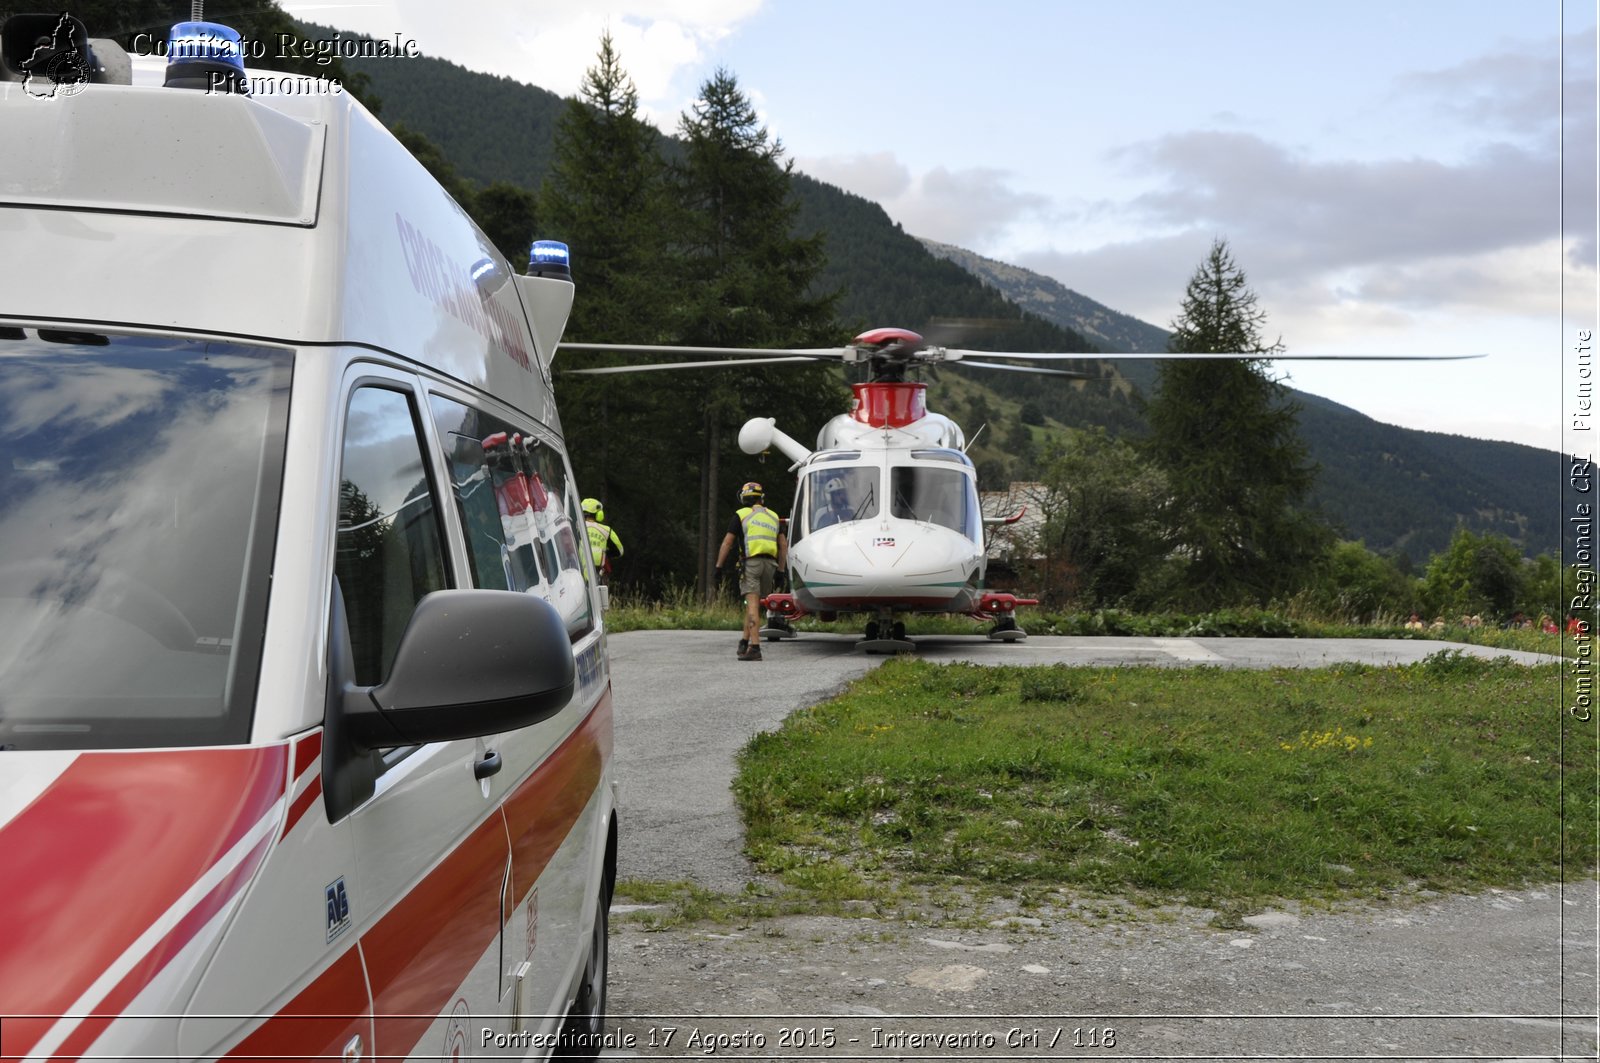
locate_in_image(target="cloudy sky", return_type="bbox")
[278,0,1596,453]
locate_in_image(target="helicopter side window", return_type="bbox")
[790,478,809,544]
[807,466,878,530]
[890,466,980,542]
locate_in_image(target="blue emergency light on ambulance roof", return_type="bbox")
[163,20,248,93]
[527,240,572,281]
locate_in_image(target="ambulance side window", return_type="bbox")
[429,395,594,641]
[335,386,450,686]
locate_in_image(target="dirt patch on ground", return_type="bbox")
[603,883,1597,1060]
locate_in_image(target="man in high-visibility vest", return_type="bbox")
[714,481,787,661]
[582,497,623,583]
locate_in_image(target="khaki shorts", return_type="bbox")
[740,555,780,598]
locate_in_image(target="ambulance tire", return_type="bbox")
[558,881,609,1058]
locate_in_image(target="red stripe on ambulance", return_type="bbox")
[364,693,611,1059]
[48,832,277,1063]
[0,746,286,1061]
[222,693,611,1061]
[221,946,371,1062]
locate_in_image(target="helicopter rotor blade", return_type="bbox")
[943,349,1486,362]
[559,342,845,359]
[562,356,828,375]
[955,359,1094,379]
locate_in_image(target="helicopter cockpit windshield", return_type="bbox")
[795,449,980,544]
[803,463,878,534]
[892,450,981,543]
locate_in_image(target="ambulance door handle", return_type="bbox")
[473,749,503,780]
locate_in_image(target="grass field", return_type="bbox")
[732,654,1590,910]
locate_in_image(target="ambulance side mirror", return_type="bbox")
[353,589,574,749]
[324,585,575,821]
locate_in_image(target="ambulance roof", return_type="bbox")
[0,60,569,428]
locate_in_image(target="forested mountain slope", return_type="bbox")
[341,43,1563,560]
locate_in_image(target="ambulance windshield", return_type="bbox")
[0,329,290,750]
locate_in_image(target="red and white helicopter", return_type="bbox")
[562,327,1475,652]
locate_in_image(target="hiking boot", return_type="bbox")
[738,644,763,661]
[737,638,748,659]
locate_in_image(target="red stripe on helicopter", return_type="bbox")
[850,382,926,428]
[805,596,965,609]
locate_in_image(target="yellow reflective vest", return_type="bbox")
[586,519,622,567]
[737,505,780,558]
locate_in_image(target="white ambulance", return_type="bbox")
[0,16,616,1061]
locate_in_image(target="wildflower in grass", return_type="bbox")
[1278,725,1373,753]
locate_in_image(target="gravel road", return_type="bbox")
[599,630,1594,1062]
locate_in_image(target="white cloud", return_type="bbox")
[798,153,1051,247]
[279,0,763,105]
[1117,131,1556,278]
[1395,28,1594,138]
[1002,29,1589,335]
[795,152,912,203]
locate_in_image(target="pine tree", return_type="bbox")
[1143,238,1330,608]
[540,32,672,343]
[672,68,842,597]
[540,34,688,591]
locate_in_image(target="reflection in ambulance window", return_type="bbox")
[334,386,450,687]
[429,395,593,640]
[0,329,290,750]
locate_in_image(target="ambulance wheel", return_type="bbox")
[558,882,609,1058]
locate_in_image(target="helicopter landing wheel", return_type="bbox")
[864,621,880,641]
[987,614,1027,642]
[891,621,906,641]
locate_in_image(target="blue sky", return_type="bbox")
[278,0,1596,453]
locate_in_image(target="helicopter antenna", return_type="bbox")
[964,423,988,453]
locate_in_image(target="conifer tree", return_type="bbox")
[540,34,687,591]
[672,68,842,596]
[1143,238,1329,607]
[540,32,672,343]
